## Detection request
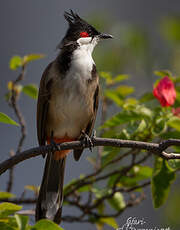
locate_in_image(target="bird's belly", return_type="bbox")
[47,87,92,139]
[46,51,95,140]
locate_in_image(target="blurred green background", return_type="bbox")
[91,13,180,229]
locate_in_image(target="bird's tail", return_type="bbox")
[35,153,66,224]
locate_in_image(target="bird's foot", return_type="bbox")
[50,132,61,152]
[81,131,94,152]
[51,139,61,152]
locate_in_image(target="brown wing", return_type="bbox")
[73,84,99,161]
[37,62,53,156]
[85,85,99,136]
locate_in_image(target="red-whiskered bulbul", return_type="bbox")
[35,10,112,224]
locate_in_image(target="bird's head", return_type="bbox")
[58,10,113,51]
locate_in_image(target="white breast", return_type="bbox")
[70,42,95,80]
[47,42,96,139]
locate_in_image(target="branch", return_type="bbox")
[6,65,27,192]
[10,64,27,154]
[2,187,148,223]
[1,137,180,176]
[6,150,15,192]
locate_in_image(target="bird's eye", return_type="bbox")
[80,32,89,37]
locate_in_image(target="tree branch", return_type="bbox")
[6,65,27,192]
[1,137,180,176]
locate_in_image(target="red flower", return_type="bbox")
[153,76,176,107]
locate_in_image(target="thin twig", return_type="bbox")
[1,198,36,204]
[6,65,27,192]
[6,150,15,192]
[11,65,27,154]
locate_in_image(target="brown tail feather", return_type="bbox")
[35,153,66,224]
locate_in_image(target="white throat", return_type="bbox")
[77,37,98,54]
[68,37,98,80]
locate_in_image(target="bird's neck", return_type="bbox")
[57,42,96,76]
[56,46,76,75]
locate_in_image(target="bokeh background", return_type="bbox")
[1,0,180,229]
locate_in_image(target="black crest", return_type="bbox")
[64,10,81,24]
[58,10,100,49]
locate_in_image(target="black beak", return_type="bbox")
[99,33,113,39]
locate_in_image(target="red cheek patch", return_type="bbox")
[80,32,89,37]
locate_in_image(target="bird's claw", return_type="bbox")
[81,131,94,152]
[49,131,61,152]
[50,133,61,152]
[51,141,61,152]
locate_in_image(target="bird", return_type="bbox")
[35,10,113,224]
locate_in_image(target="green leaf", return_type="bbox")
[152,117,167,135]
[99,217,118,229]
[113,74,129,83]
[116,85,134,97]
[161,131,180,139]
[124,98,138,107]
[0,113,19,126]
[151,157,176,208]
[108,192,125,211]
[175,91,180,103]
[0,222,15,230]
[104,85,134,106]
[102,106,152,128]
[32,219,64,230]
[0,191,15,199]
[77,185,91,193]
[22,84,38,99]
[104,89,123,106]
[15,214,29,230]
[168,159,180,170]
[9,56,22,70]
[132,165,153,179]
[135,119,147,133]
[4,216,18,229]
[135,105,153,118]
[92,187,110,199]
[140,92,155,103]
[154,70,172,78]
[162,187,180,227]
[102,111,138,128]
[167,116,180,131]
[22,54,45,65]
[100,72,112,85]
[173,145,180,153]
[118,165,152,188]
[97,202,105,215]
[108,174,121,188]
[100,72,129,85]
[0,203,22,218]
